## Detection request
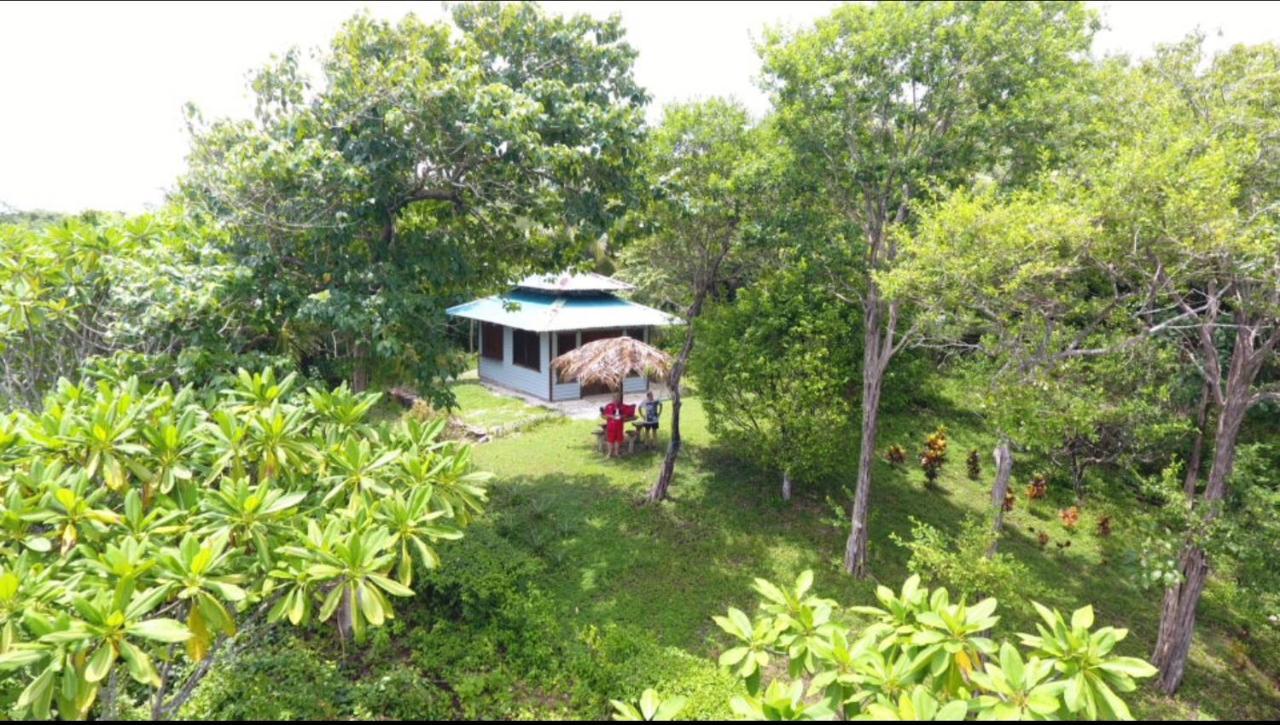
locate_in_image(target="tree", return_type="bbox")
[888,188,1184,550]
[0,370,487,718]
[0,211,244,409]
[892,36,1280,694]
[183,2,647,398]
[618,98,758,503]
[759,0,1099,577]
[1083,40,1280,695]
[692,262,858,501]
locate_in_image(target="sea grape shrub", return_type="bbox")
[698,572,1157,720]
[920,427,948,486]
[966,449,981,481]
[0,369,490,719]
[886,444,907,466]
[1027,473,1049,500]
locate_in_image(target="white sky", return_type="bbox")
[1,1,1278,214]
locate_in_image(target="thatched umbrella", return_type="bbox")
[552,336,673,392]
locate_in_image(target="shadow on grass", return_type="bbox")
[475,399,1280,719]
[482,435,988,655]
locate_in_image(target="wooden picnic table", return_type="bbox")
[594,413,641,454]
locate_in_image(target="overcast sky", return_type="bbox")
[2,1,1278,214]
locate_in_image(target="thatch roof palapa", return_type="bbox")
[551,336,674,391]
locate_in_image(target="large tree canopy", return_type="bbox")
[894,36,1280,695]
[617,98,760,503]
[759,0,1099,577]
[183,2,647,398]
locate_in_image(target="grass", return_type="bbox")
[461,377,1280,720]
[448,380,553,432]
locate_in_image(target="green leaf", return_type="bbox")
[118,639,160,687]
[17,666,55,719]
[127,618,191,643]
[654,695,687,720]
[753,578,787,606]
[368,573,414,598]
[0,649,46,671]
[936,699,969,721]
[84,643,116,683]
[719,646,750,667]
[1098,657,1158,679]
[1071,605,1094,630]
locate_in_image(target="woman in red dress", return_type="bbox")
[602,392,626,458]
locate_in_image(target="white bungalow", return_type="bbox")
[446,272,682,401]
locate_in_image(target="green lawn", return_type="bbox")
[448,380,555,432]
[467,384,1280,720]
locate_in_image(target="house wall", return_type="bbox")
[478,326,551,399]
[624,326,651,394]
[551,330,582,401]
[478,325,655,402]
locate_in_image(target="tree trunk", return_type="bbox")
[351,339,371,393]
[1152,355,1253,693]
[648,293,705,503]
[337,586,354,641]
[1183,379,1213,497]
[1151,544,1211,695]
[987,437,1014,557]
[843,290,886,578]
[781,470,792,501]
[1069,444,1086,505]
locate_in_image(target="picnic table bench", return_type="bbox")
[593,417,642,454]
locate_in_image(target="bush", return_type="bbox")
[352,664,454,720]
[891,515,1036,609]
[181,634,351,720]
[700,572,1158,720]
[0,370,486,719]
[577,624,736,720]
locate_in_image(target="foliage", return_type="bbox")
[458,386,1277,718]
[619,97,768,314]
[610,688,687,721]
[1027,475,1049,501]
[759,0,1101,576]
[895,34,1280,692]
[704,572,1156,720]
[183,1,647,396]
[920,427,948,487]
[617,97,767,501]
[967,450,981,482]
[0,211,241,409]
[892,516,1035,609]
[693,263,858,492]
[0,369,487,719]
[887,445,907,467]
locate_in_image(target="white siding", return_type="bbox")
[550,330,581,401]
[478,326,551,399]
[622,326,651,394]
[480,325,654,401]
[552,381,581,400]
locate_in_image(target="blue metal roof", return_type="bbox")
[446,291,682,332]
